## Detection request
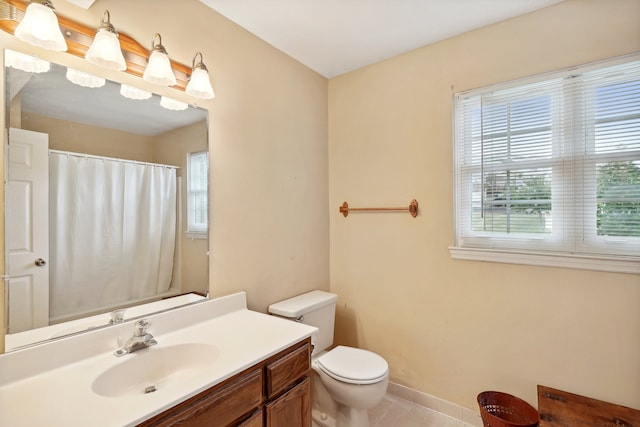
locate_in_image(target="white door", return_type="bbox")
[6,127,49,333]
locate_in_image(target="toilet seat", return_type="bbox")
[317,345,388,385]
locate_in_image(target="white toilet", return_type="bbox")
[269,290,389,427]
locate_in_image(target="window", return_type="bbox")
[186,151,208,237]
[452,56,640,273]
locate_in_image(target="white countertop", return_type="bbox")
[0,292,317,427]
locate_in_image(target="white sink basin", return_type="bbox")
[92,343,218,397]
[0,292,318,427]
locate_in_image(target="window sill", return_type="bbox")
[448,247,639,274]
[184,232,208,240]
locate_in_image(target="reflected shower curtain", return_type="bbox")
[49,153,176,320]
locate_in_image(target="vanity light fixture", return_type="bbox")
[5,49,50,73]
[14,0,67,52]
[142,33,176,86]
[160,95,188,111]
[85,10,126,71]
[120,83,152,100]
[0,0,193,90]
[185,52,215,100]
[66,67,105,88]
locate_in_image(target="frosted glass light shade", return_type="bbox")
[66,68,105,88]
[160,96,188,111]
[5,49,50,73]
[143,50,176,86]
[120,84,152,100]
[186,67,215,99]
[14,2,67,52]
[85,29,126,71]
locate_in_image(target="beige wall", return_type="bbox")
[153,121,209,295]
[21,113,155,161]
[0,0,329,349]
[329,0,640,412]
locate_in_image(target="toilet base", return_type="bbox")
[310,357,386,427]
[337,405,371,427]
[311,404,371,427]
[311,407,336,427]
[311,373,375,427]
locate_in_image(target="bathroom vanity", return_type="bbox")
[0,292,316,427]
[138,338,311,426]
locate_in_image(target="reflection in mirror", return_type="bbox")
[4,49,210,351]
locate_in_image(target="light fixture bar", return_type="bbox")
[0,0,192,90]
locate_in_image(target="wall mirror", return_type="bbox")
[4,48,210,352]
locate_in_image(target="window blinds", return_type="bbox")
[454,56,640,258]
[187,151,209,234]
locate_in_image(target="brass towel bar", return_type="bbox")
[339,199,419,218]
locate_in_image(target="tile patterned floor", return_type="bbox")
[370,393,478,427]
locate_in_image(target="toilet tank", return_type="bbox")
[268,290,338,354]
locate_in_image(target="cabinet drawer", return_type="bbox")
[266,343,310,398]
[138,369,263,427]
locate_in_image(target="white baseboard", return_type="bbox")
[387,382,483,426]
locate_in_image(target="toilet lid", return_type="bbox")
[317,346,388,385]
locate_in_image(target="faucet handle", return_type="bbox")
[134,319,151,336]
[110,309,125,325]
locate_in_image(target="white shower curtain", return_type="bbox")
[49,152,177,320]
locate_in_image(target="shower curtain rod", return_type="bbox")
[49,149,180,169]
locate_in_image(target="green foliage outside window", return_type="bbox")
[597,161,640,237]
[479,162,640,237]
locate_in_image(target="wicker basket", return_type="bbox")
[477,391,539,427]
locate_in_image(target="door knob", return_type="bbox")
[35,258,46,267]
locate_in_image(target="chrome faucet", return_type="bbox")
[114,319,157,357]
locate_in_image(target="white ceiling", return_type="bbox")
[52,0,565,133]
[66,0,96,8]
[67,0,564,78]
[197,0,564,78]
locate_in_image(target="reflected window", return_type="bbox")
[187,150,209,237]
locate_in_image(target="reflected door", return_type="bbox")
[7,128,49,333]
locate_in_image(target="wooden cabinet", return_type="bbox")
[265,377,311,427]
[238,410,263,427]
[137,338,311,427]
[266,344,310,398]
[265,343,312,427]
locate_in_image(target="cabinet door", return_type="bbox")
[265,377,311,427]
[238,409,263,427]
